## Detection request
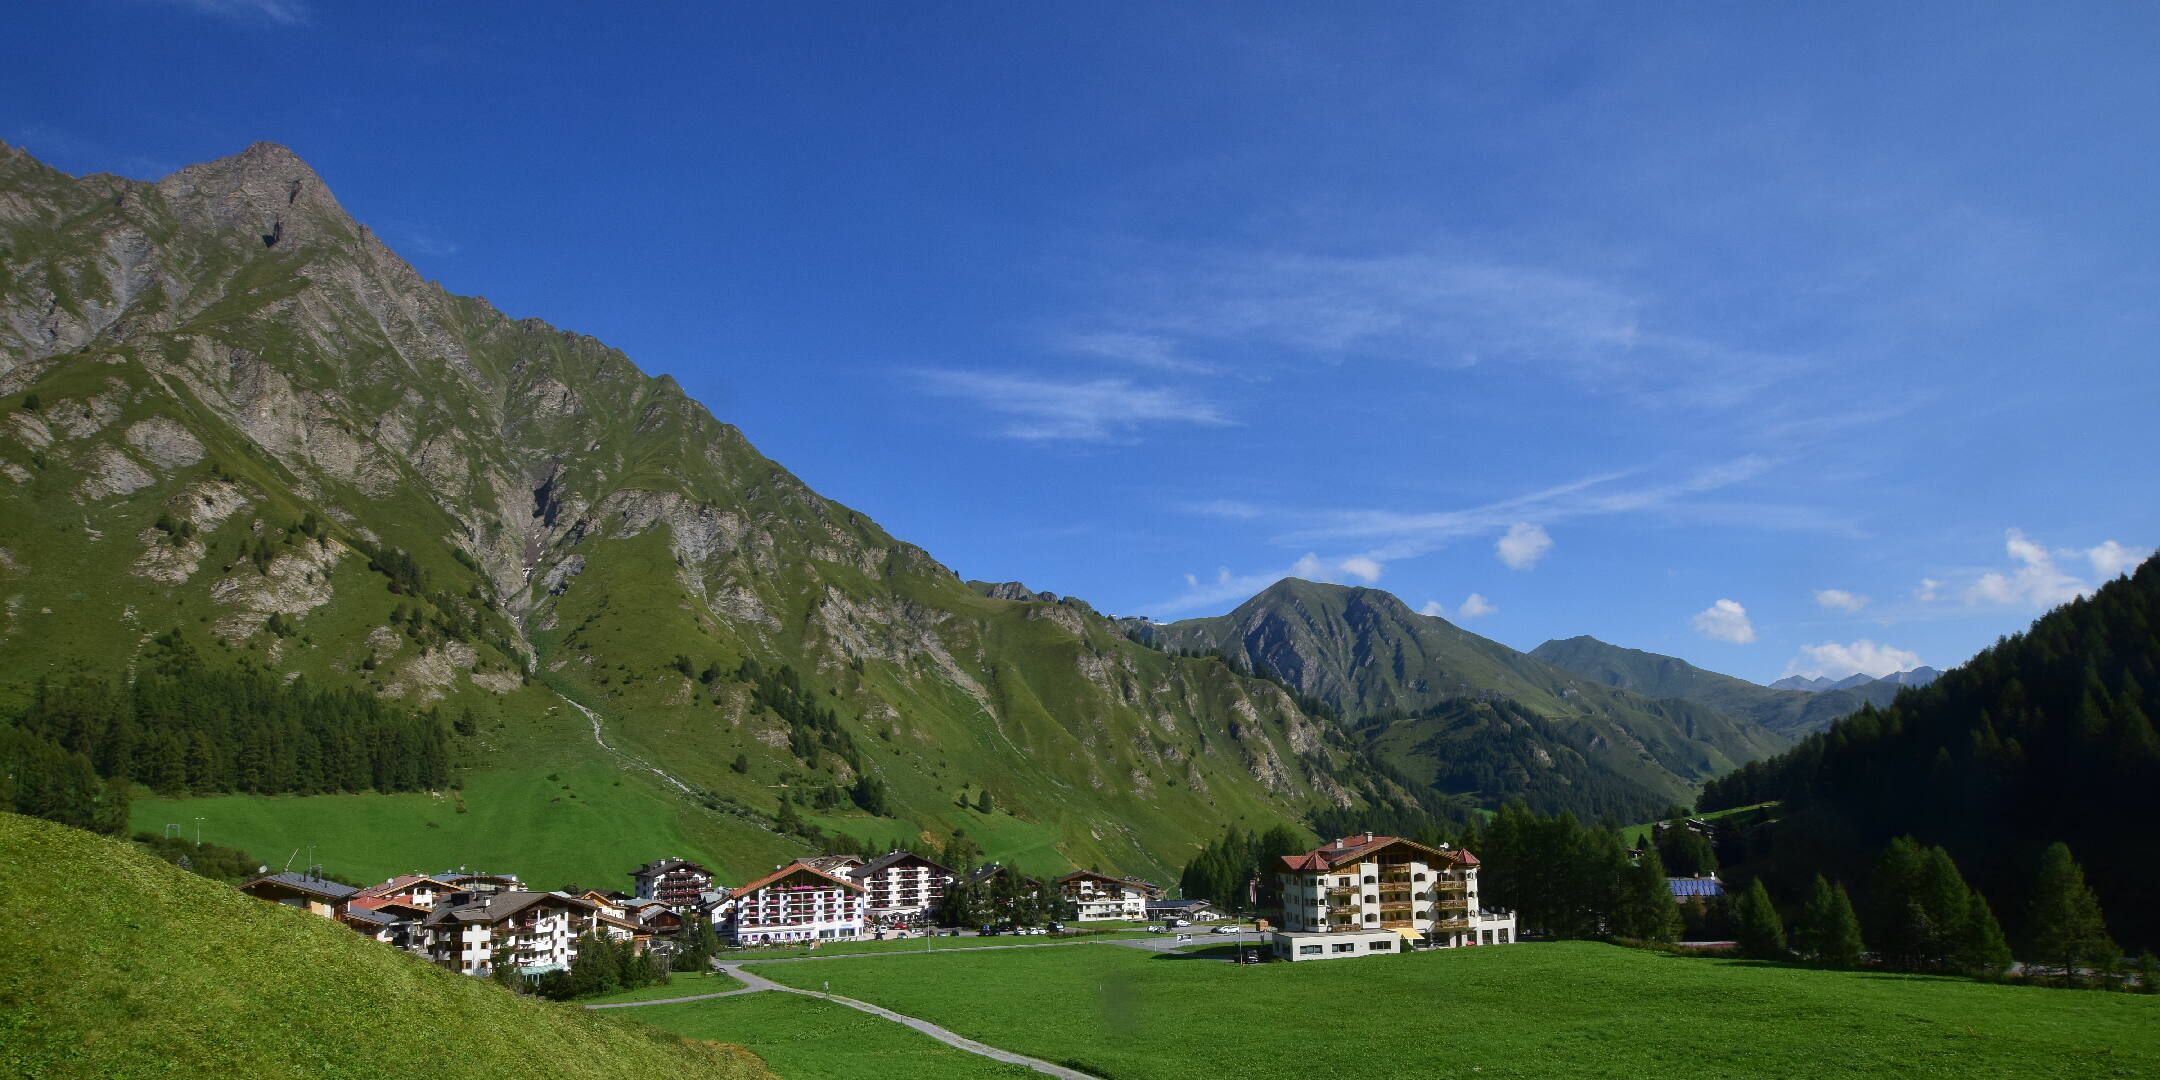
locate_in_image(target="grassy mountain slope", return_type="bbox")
[1530,634,1903,738]
[1153,579,1788,814]
[0,812,772,1080]
[0,141,1396,885]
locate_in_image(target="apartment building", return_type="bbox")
[721,861,865,946]
[420,891,599,976]
[1056,870,1150,921]
[853,851,955,927]
[1273,833,1516,959]
[630,857,714,912]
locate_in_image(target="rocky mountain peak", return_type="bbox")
[154,141,353,250]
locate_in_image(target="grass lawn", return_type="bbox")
[582,971,746,1004]
[729,930,1158,961]
[130,757,803,889]
[745,941,2160,1079]
[627,992,1033,1079]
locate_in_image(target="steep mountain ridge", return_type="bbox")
[1152,579,1789,815]
[0,141,1406,882]
[1531,635,1914,738]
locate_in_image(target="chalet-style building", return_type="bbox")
[420,891,616,977]
[631,857,714,912]
[1272,833,1516,960]
[854,851,956,927]
[352,874,463,910]
[438,871,523,895]
[802,854,865,877]
[1057,870,1150,921]
[1146,898,1223,923]
[720,861,864,946]
[240,871,358,918]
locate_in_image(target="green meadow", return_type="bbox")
[631,992,1033,1079]
[698,941,2160,1079]
[582,970,746,1005]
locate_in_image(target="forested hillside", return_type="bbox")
[1531,635,1907,738]
[1704,555,2160,949]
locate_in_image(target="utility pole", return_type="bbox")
[193,816,205,847]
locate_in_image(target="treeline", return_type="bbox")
[1356,697,1671,824]
[1471,805,1677,941]
[941,869,1069,928]
[7,631,451,801]
[1701,554,2160,949]
[1178,822,1307,913]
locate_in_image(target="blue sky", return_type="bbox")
[7,1,2156,683]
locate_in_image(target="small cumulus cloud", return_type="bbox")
[1339,556,1384,584]
[1457,593,1497,620]
[1419,600,1446,617]
[1813,588,1868,613]
[1783,640,1923,680]
[2085,540,2150,579]
[1915,578,1943,603]
[1964,529,2095,609]
[1691,599,1756,644]
[1496,522,1552,570]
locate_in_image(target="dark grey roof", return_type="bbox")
[423,890,593,927]
[342,907,402,926]
[1147,898,1215,910]
[632,857,712,879]
[247,872,358,900]
[858,850,954,879]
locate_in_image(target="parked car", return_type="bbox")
[1171,918,1191,927]
[1213,924,1243,935]
[1047,922,1066,933]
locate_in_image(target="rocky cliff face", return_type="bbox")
[0,141,1394,877]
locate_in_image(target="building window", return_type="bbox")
[1371,939,1393,951]
[1500,928,1510,943]
[1300,945,1322,956]
[1333,942,1357,953]
[1363,913,1376,922]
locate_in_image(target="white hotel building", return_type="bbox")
[722,861,865,946]
[1272,833,1516,961]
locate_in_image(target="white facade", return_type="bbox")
[1270,928,1405,962]
[1276,834,1516,955]
[725,863,865,946]
[855,853,954,926]
[421,892,595,976]
[1059,872,1148,921]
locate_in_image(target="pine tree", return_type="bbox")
[1614,845,1680,942]
[1735,878,1787,960]
[1955,888,2013,977]
[2026,842,2118,982]
[1793,876,1865,968]
[975,789,994,814]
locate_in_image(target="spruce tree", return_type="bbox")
[1956,888,2013,977]
[2026,842,2118,982]
[1799,878,1866,968]
[1614,845,1680,942]
[1735,878,1787,960]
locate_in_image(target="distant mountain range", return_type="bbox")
[1769,668,1941,693]
[1148,580,1790,820]
[1530,637,1928,740]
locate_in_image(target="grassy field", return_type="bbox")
[583,970,746,1004]
[0,813,770,1080]
[630,992,1033,1079]
[1621,800,1779,848]
[733,940,2160,1079]
[130,698,807,889]
[727,930,1160,961]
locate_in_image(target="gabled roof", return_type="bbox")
[857,850,955,879]
[423,890,598,928]
[354,873,461,899]
[732,860,864,898]
[966,863,1041,888]
[243,872,358,900]
[632,857,712,879]
[1057,870,1149,890]
[1277,835,1478,873]
[341,906,404,927]
[348,895,429,917]
[1147,898,1216,910]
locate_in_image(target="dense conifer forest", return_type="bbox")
[1703,555,2159,949]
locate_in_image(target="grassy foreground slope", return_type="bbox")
[743,942,2159,1079]
[0,814,772,1080]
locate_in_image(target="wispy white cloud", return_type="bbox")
[917,370,1228,443]
[1783,640,1923,680]
[1915,578,1943,603]
[1072,248,1799,409]
[1691,598,1756,644]
[1057,330,1215,374]
[1419,600,1446,617]
[1457,592,1497,620]
[1813,588,1868,613]
[160,0,308,25]
[1338,555,1384,583]
[1495,522,1552,570]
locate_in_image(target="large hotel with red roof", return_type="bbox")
[1272,833,1517,961]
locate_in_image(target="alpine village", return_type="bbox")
[4,8,2159,1080]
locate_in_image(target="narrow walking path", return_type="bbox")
[588,960,1099,1078]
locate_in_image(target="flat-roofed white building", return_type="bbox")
[1270,928,1406,962]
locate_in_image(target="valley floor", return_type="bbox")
[612,940,2159,1080]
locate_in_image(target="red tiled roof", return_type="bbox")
[731,860,865,898]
